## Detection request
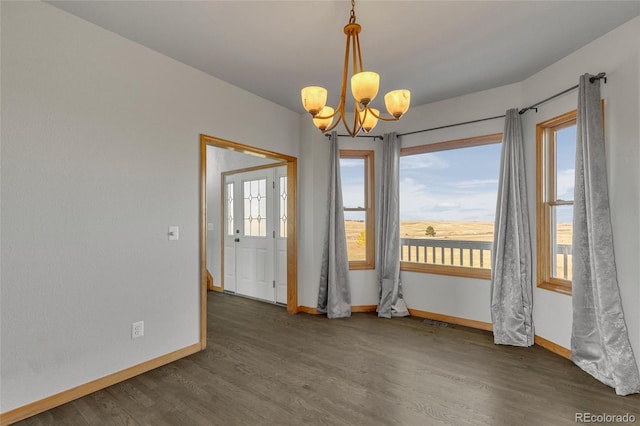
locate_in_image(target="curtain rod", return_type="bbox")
[518,72,606,115]
[326,72,607,139]
[325,134,383,140]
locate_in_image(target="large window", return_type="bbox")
[340,150,375,270]
[399,134,502,279]
[536,111,577,295]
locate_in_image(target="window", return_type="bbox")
[243,178,267,237]
[399,134,502,279]
[536,111,577,295]
[278,176,288,238]
[340,150,374,269]
[226,182,234,236]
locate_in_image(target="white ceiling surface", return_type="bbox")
[48,1,640,114]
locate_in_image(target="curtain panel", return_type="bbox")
[317,132,352,318]
[570,74,640,395]
[376,132,409,318]
[490,108,534,346]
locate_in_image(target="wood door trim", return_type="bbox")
[200,134,298,326]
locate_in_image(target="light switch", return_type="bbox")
[207,223,214,231]
[168,226,179,241]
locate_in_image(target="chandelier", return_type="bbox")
[301,0,410,137]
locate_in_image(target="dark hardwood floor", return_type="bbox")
[17,292,640,425]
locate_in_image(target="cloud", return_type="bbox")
[434,201,460,210]
[450,178,499,189]
[399,176,497,222]
[400,154,449,170]
[340,158,363,168]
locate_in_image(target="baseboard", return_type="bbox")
[298,305,319,314]
[0,343,201,426]
[408,308,493,331]
[534,335,571,359]
[206,270,218,291]
[407,308,571,358]
[351,305,377,313]
[297,305,377,315]
[210,285,224,293]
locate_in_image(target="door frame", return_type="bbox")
[199,134,298,348]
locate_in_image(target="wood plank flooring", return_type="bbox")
[16,292,640,425]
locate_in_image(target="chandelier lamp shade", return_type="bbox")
[301,0,410,137]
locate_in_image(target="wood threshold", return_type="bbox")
[0,343,201,426]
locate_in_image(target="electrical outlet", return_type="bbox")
[132,321,144,339]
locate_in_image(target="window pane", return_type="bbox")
[551,205,573,281]
[226,182,234,236]
[340,158,365,209]
[344,210,366,261]
[279,176,287,238]
[243,178,267,237]
[399,142,501,269]
[555,125,576,202]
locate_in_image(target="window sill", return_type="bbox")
[538,280,572,296]
[400,262,491,280]
[349,261,375,271]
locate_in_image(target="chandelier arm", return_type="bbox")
[352,99,364,135]
[350,33,358,74]
[355,32,364,73]
[367,107,401,122]
[339,103,358,137]
[339,27,352,116]
[314,106,341,120]
[321,116,343,134]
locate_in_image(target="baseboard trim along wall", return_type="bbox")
[298,305,377,315]
[0,343,201,426]
[408,308,571,360]
[534,335,571,359]
[408,308,494,331]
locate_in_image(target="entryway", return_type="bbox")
[199,135,298,348]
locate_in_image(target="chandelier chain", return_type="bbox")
[349,0,356,24]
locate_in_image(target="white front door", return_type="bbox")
[224,167,286,303]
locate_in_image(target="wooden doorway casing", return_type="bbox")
[199,134,298,348]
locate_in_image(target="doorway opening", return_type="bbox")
[199,134,298,347]
[222,164,288,304]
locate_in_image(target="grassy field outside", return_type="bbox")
[346,220,573,277]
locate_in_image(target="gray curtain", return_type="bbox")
[317,131,351,318]
[490,109,534,347]
[571,74,640,395]
[376,132,409,318]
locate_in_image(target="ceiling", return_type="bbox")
[48,1,640,114]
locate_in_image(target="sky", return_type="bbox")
[340,124,576,224]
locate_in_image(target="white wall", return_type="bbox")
[0,1,299,413]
